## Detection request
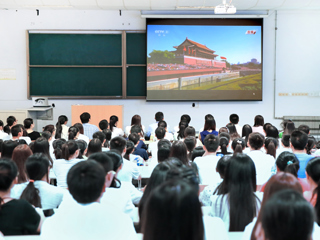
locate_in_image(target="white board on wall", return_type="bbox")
[275,11,320,117]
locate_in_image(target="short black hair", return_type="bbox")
[298,124,310,134]
[110,136,126,154]
[158,139,171,149]
[184,126,196,137]
[0,120,4,127]
[41,131,52,140]
[203,134,220,152]
[158,120,167,128]
[99,120,109,131]
[266,125,279,139]
[11,125,21,137]
[23,118,33,129]
[128,133,139,145]
[130,125,142,134]
[6,116,16,126]
[80,112,90,124]
[88,152,114,174]
[157,147,171,163]
[155,112,164,122]
[229,114,239,124]
[281,134,290,147]
[155,127,166,140]
[290,130,308,150]
[102,129,112,141]
[67,160,105,204]
[93,131,106,144]
[248,132,265,150]
[180,114,191,124]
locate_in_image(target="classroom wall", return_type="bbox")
[0,9,303,131]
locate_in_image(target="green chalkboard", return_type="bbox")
[126,33,146,64]
[127,66,146,96]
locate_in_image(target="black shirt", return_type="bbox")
[27,131,41,141]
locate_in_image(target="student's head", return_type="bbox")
[253,115,264,127]
[169,141,189,166]
[6,116,16,127]
[23,118,33,129]
[55,115,68,139]
[157,139,171,163]
[20,153,51,208]
[0,159,18,192]
[216,155,231,179]
[283,121,295,135]
[306,136,317,155]
[41,131,52,141]
[131,115,142,126]
[43,124,55,136]
[103,129,112,141]
[219,127,229,134]
[0,120,4,130]
[11,144,32,183]
[86,138,102,157]
[248,132,264,150]
[229,114,239,124]
[109,136,126,156]
[67,160,106,204]
[177,121,188,140]
[232,138,246,155]
[266,125,279,139]
[1,140,19,159]
[203,134,220,153]
[219,136,229,155]
[76,140,87,159]
[275,152,299,177]
[264,137,278,158]
[155,127,166,140]
[155,112,164,122]
[281,134,290,147]
[72,123,84,135]
[191,146,205,161]
[88,152,115,188]
[128,133,140,145]
[61,140,79,160]
[184,126,196,138]
[241,124,252,144]
[263,123,272,134]
[33,137,52,164]
[298,124,310,135]
[166,165,199,193]
[109,115,119,131]
[124,141,135,160]
[130,125,142,135]
[57,115,68,125]
[179,114,190,124]
[184,136,196,153]
[92,131,106,145]
[11,125,22,137]
[104,151,123,188]
[68,126,79,140]
[226,123,237,136]
[141,179,204,240]
[52,139,66,159]
[290,130,308,150]
[80,112,90,124]
[258,189,314,240]
[203,115,216,131]
[157,120,167,129]
[98,119,109,131]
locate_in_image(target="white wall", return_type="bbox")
[0,9,283,131]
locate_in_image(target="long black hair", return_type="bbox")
[104,151,123,188]
[55,115,68,139]
[0,160,18,208]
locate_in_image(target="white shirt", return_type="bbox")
[147,140,159,157]
[276,147,292,159]
[164,132,174,141]
[117,159,141,183]
[120,181,143,205]
[77,133,89,145]
[251,126,265,136]
[41,201,137,240]
[0,130,10,140]
[247,150,275,185]
[194,154,221,185]
[111,127,124,139]
[234,124,242,135]
[14,136,31,145]
[203,216,229,240]
[53,158,85,188]
[11,181,65,210]
[61,124,69,140]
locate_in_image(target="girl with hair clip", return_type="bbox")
[11,144,32,184]
[0,160,42,235]
[231,138,246,155]
[53,140,84,188]
[242,124,252,148]
[68,126,80,140]
[304,157,320,224]
[55,115,69,140]
[242,173,320,240]
[109,115,124,138]
[125,114,145,136]
[264,137,278,159]
[208,154,262,231]
[12,153,64,210]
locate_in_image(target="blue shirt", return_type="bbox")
[295,153,314,178]
[82,123,100,140]
[200,130,218,144]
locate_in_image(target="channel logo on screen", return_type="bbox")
[246,30,257,34]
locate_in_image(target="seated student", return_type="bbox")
[11,144,33,184]
[53,140,84,188]
[191,146,205,161]
[298,124,310,135]
[158,120,173,141]
[304,157,320,210]
[242,124,252,147]
[129,133,148,160]
[199,115,218,144]
[0,120,10,141]
[184,126,203,147]
[125,114,145,137]
[148,127,166,158]
[146,111,168,138]
[306,136,317,155]
[52,139,66,161]
[110,136,141,183]
[276,134,292,158]
[92,131,108,152]
[246,132,275,187]
[110,115,124,138]
[33,137,53,166]
[80,112,99,140]
[184,136,196,161]
[11,153,65,210]
[130,125,147,150]
[41,160,138,240]
[24,118,41,141]
[55,115,69,140]
[229,113,242,135]
[173,114,191,133]
[4,115,17,135]
[254,189,316,240]
[226,123,240,141]
[1,140,18,159]
[72,123,89,145]
[194,134,221,185]
[209,154,262,231]
[252,115,265,136]
[231,138,246,155]
[41,131,52,141]
[291,130,314,178]
[76,140,87,160]
[217,132,232,156]
[264,137,279,159]
[0,160,42,235]
[173,120,188,141]
[67,126,80,140]
[86,138,102,157]
[157,139,171,163]
[11,125,31,145]
[124,141,144,164]
[98,119,109,131]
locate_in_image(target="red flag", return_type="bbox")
[183,46,186,51]
[220,56,227,60]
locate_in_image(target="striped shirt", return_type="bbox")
[82,123,99,140]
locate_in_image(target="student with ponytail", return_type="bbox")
[0,160,42,235]
[110,115,124,138]
[55,115,69,140]
[231,138,246,155]
[53,140,84,188]
[12,153,64,210]
[264,137,278,158]
[217,134,232,156]
[68,126,80,140]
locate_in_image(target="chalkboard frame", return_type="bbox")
[27,30,146,99]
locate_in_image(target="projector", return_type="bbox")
[214,3,236,14]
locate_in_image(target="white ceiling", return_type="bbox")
[0,0,319,10]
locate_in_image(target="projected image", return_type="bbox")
[147,23,262,101]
